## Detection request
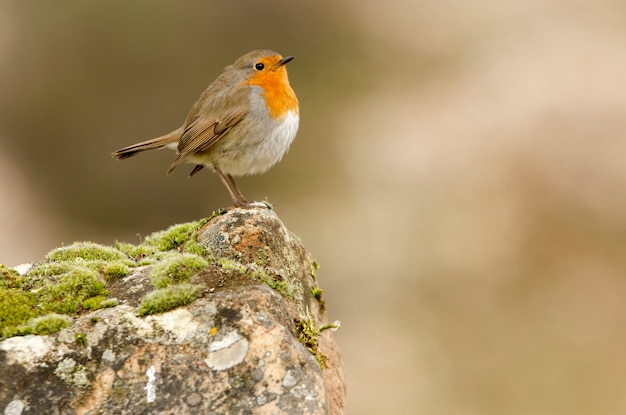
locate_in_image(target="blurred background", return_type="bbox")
[2,0,626,413]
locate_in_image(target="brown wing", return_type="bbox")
[166,90,248,175]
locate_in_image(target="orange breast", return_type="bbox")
[246,67,299,120]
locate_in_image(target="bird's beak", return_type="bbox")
[276,56,295,67]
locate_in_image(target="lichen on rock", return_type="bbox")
[0,207,345,414]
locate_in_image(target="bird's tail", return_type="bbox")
[111,127,183,160]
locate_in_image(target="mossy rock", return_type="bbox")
[0,218,211,339]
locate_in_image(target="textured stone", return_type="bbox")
[0,207,345,414]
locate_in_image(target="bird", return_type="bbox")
[112,49,299,207]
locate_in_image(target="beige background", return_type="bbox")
[1,1,626,414]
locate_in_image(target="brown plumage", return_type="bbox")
[112,50,299,207]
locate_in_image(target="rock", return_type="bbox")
[0,207,345,414]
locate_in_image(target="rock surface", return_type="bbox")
[0,207,345,415]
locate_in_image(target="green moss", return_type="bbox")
[102,262,130,280]
[311,286,323,301]
[7,325,32,337]
[294,316,325,368]
[0,217,216,338]
[308,257,320,281]
[27,260,130,286]
[47,242,128,262]
[0,289,38,337]
[311,286,326,312]
[0,264,21,289]
[137,284,201,316]
[31,245,134,286]
[150,253,208,289]
[217,258,247,273]
[182,238,207,257]
[144,219,208,252]
[37,267,108,314]
[28,262,73,277]
[28,313,72,335]
[100,298,118,308]
[115,242,159,263]
[82,295,108,311]
[208,208,228,220]
[23,262,74,291]
[75,332,87,345]
[293,317,340,369]
[254,268,293,299]
[2,261,109,338]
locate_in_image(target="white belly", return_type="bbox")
[211,110,300,177]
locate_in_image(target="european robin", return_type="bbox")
[112,49,299,207]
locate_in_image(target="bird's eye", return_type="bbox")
[255,63,265,71]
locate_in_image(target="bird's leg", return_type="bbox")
[214,166,247,207]
[227,174,250,206]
